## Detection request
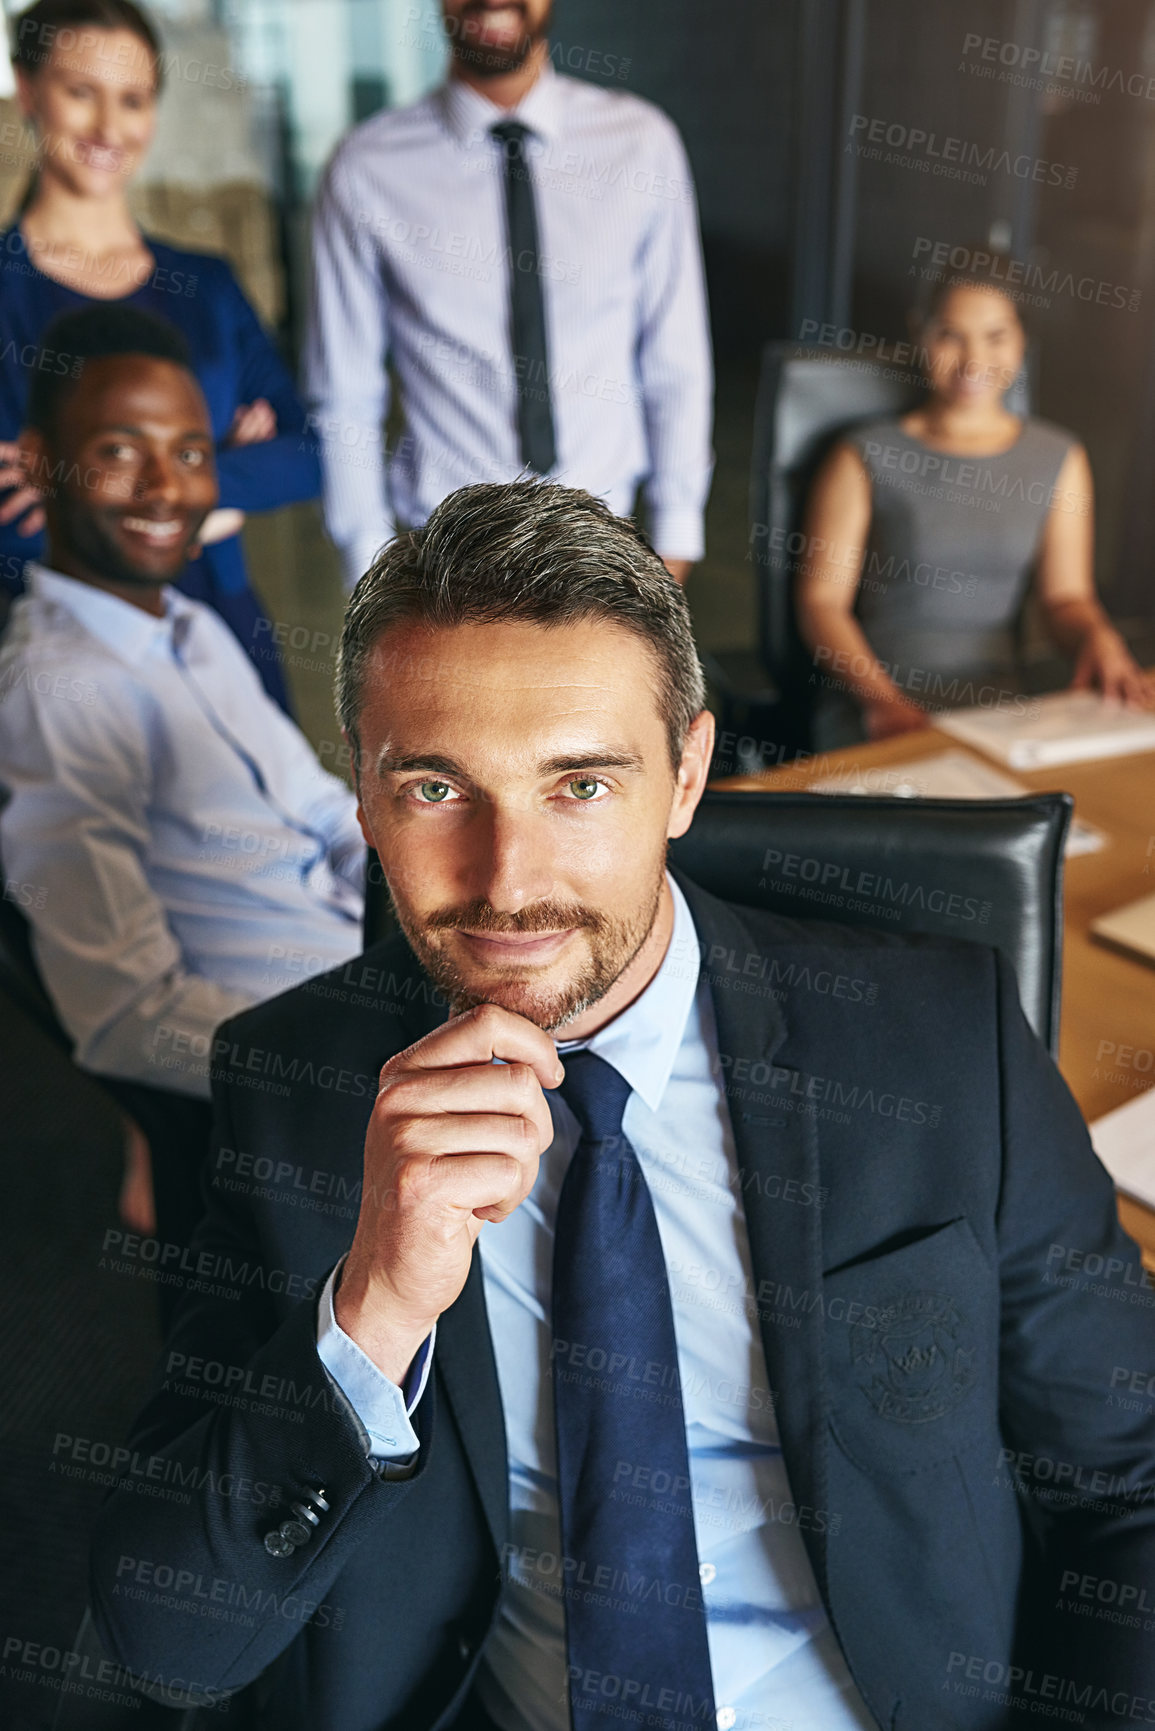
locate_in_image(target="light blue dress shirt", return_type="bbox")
[0,565,365,1097]
[318,879,878,1731]
[305,59,714,586]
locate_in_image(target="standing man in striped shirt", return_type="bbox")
[305,0,713,589]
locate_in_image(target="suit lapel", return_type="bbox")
[678,875,831,1597]
[436,1249,509,1553]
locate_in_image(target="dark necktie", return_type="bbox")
[551,1049,715,1731]
[490,120,558,476]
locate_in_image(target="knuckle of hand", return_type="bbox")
[515,1114,539,1150]
[502,1149,524,1184]
[390,1117,426,1159]
[381,1071,423,1114]
[393,1156,431,1208]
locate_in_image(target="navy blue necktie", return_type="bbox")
[551,1049,715,1731]
[490,120,558,476]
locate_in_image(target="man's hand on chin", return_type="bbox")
[335,1003,564,1384]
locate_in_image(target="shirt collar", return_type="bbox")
[557,873,701,1115]
[25,561,193,665]
[439,55,563,149]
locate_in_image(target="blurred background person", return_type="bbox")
[306,0,713,590]
[795,262,1153,743]
[0,305,365,1253]
[0,0,321,713]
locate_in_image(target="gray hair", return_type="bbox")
[335,479,706,771]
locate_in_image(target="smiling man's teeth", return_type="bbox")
[122,517,182,541]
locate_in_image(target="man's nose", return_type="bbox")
[471,803,556,913]
[134,453,183,503]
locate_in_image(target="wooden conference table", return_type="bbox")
[714,728,1155,1263]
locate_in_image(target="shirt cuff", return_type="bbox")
[646,505,705,566]
[316,1258,434,1467]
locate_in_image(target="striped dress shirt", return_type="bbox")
[305,60,714,586]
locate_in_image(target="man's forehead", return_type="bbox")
[365,616,657,696]
[359,618,666,762]
[73,359,209,429]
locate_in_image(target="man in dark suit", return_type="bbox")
[91,480,1155,1731]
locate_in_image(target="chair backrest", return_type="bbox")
[669,787,1070,1053]
[748,342,1032,708]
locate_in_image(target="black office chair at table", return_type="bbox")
[706,342,1031,773]
[669,787,1069,1053]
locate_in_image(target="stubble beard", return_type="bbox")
[391,875,664,1031]
[448,3,551,78]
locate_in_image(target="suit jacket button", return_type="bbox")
[278,1517,312,1546]
[264,1530,295,1558]
[457,1635,473,1661]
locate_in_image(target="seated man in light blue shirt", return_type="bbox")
[0,305,365,1116]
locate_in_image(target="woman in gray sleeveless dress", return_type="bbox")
[796,268,1152,743]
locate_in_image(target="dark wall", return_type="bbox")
[550,0,1155,616]
[848,0,1020,343]
[551,0,797,359]
[847,0,1155,612]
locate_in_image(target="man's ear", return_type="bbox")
[667,709,714,841]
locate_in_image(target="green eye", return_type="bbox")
[569,778,601,801]
[419,781,452,803]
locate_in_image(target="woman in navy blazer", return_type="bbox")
[0,0,319,711]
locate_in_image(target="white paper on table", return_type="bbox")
[933,690,1155,769]
[809,748,1106,856]
[1090,1088,1155,1212]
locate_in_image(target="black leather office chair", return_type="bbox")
[669,787,1069,1054]
[706,342,1031,771]
[361,789,1070,1054]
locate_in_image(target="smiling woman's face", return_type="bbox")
[17,26,158,201]
[922,284,1026,411]
[353,615,711,1031]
